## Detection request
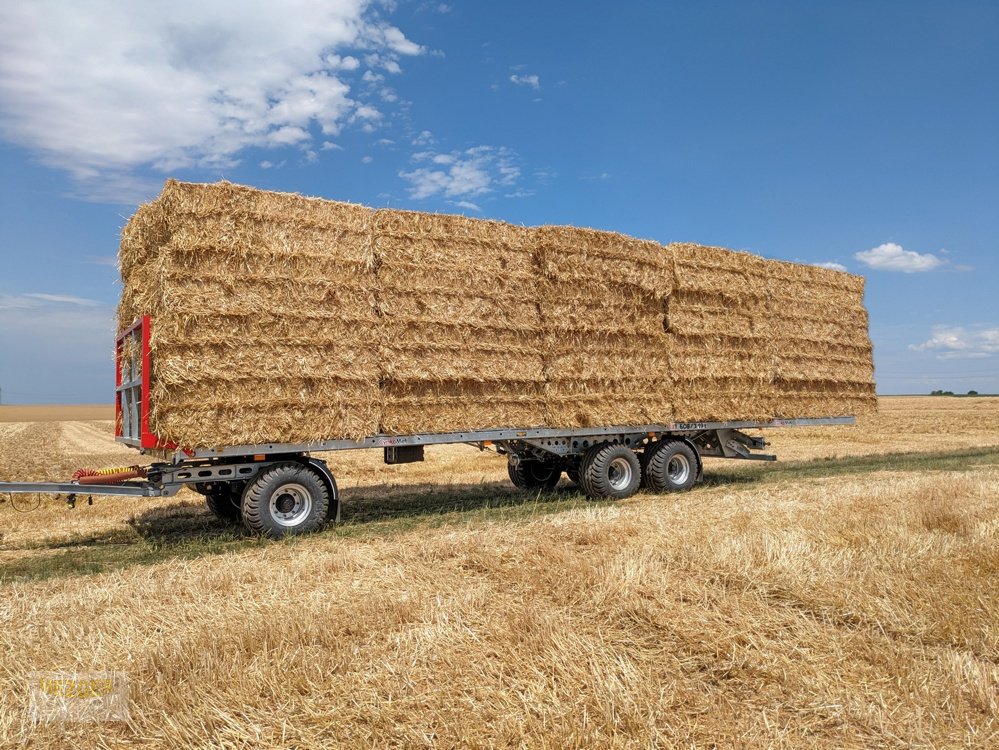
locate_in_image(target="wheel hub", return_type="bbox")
[667,454,691,484]
[607,456,634,491]
[269,482,313,526]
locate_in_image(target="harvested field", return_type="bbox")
[119,181,875,449]
[0,405,113,422]
[0,397,997,748]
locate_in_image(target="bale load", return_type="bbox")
[665,243,775,421]
[373,210,545,433]
[764,260,876,418]
[119,180,876,448]
[118,181,381,446]
[534,226,672,426]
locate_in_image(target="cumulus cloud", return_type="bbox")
[815,261,848,272]
[854,242,944,273]
[399,146,520,200]
[0,1,422,199]
[452,200,481,212]
[909,326,999,359]
[509,74,540,90]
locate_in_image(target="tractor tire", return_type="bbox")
[644,439,698,493]
[203,482,245,524]
[241,463,330,537]
[579,443,642,500]
[507,458,561,491]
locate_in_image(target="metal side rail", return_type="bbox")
[143,416,856,462]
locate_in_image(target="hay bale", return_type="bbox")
[372,209,546,433]
[120,180,379,447]
[663,243,774,421]
[534,226,673,427]
[764,259,877,417]
[120,180,876,448]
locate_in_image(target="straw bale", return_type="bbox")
[542,378,672,426]
[373,208,546,433]
[669,377,777,422]
[534,225,670,294]
[669,243,771,303]
[534,226,675,427]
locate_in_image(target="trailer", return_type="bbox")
[0,317,854,536]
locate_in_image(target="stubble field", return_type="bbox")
[1,397,997,748]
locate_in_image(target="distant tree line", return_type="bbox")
[930,390,978,396]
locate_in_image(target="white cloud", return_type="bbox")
[854,242,944,273]
[909,326,999,359]
[399,146,520,200]
[361,155,374,164]
[0,293,102,310]
[0,1,422,198]
[411,130,435,146]
[452,200,481,212]
[505,188,535,199]
[815,261,848,272]
[509,74,540,90]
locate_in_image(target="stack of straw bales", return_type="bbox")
[764,261,876,417]
[119,180,876,448]
[118,181,380,446]
[534,227,672,426]
[373,210,545,433]
[665,243,775,421]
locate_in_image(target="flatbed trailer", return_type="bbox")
[0,316,854,536]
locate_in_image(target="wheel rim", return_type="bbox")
[269,482,313,527]
[667,454,691,485]
[607,456,634,491]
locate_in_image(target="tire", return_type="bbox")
[638,447,653,489]
[644,439,698,493]
[579,443,642,500]
[241,463,330,537]
[507,457,561,490]
[204,482,243,524]
[565,464,581,487]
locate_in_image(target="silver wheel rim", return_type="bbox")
[607,456,634,491]
[667,454,691,485]
[269,482,313,527]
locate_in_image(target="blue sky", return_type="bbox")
[0,0,996,402]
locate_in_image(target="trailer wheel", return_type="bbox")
[644,439,698,493]
[507,457,561,490]
[579,443,641,500]
[241,463,329,537]
[204,484,243,524]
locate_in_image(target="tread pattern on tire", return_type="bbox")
[644,439,698,493]
[205,487,242,523]
[242,463,330,537]
[507,459,561,490]
[579,442,641,500]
